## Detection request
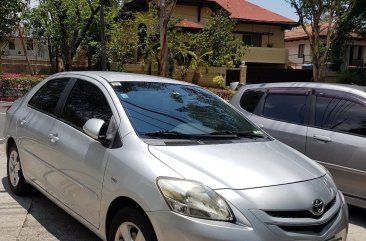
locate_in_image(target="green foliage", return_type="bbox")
[338,66,366,86]
[0,73,44,99]
[0,0,23,42]
[193,11,245,67]
[207,88,236,100]
[26,0,105,70]
[332,0,366,71]
[108,5,159,70]
[212,75,225,87]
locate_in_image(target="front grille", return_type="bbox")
[278,213,337,235]
[265,196,336,219]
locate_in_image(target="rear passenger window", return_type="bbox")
[315,96,366,136]
[29,78,69,115]
[263,94,307,124]
[61,80,113,129]
[240,90,264,113]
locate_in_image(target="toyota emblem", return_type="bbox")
[311,199,325,216]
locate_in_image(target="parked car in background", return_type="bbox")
[230,82,366,209]
[3,73,348,241]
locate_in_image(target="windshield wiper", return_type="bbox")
[208,131,267,139]
[144,130,238,139]
[144,131,196,139]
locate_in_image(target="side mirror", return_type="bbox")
[83,118,107,140]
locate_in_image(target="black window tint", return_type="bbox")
[240,90,264,113]
[62,80,112,129]
[315,96,366,136]
[29,78,69,115]
[263,94,307,124]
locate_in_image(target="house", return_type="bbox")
[147,0,298,67]
[1,34,50,74]
[285,25,366,69]
[123,0,299,84]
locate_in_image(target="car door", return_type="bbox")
[306,89,366,201]
[249,88,311,153]
[17,78,70,190]
[44,78,120,228]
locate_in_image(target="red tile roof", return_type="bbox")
[209,0,298,25]
[176,19,204,29]
[284,23,358,41]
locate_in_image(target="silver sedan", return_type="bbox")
[3,72,348,241]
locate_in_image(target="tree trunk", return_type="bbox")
[158,3,168,77]
[156,0,176,77]
[47,37,56,73]
[55,47,60,72]
[0,54,3,74]
[17,25,34,75]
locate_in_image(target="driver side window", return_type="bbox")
[61,79,113,129]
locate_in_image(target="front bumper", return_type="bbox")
[147,191,348,241]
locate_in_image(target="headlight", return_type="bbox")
[157,178,235,221]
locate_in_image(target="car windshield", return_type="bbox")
[113,82,264,139]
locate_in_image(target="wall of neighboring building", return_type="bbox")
[345,40,366,67]
[286,39,312,68]
[1,37,49,61]
[173,5,212,25]
[1,37,51,74]
[235,24,285,48]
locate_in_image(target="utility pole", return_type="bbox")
[100,0,107,71]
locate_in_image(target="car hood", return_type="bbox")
[148,140,326,190]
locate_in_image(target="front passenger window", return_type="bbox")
[62,80,113,129]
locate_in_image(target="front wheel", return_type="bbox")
[7,145,29,195]
[108,207,157,241]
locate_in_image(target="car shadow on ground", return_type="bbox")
[348,204,366,228]
[1,177,101,241]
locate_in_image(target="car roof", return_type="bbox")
[242,82,366,96]
[50,71,194,86]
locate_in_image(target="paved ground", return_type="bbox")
[0,102,365,240]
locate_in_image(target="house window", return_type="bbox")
[27,39,33,50]
[8,39,15,50]
[242,33,262,47]
[298,44,305,58]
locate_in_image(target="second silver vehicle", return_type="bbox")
[230,82,366,210]
[3,72,348,241]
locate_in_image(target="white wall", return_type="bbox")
[1,37,49,61]
[286,40,311,68]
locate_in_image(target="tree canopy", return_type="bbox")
[287,0,353,81]
[0,0,24,73]
[331,0,366,70]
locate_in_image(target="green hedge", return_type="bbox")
[0,74,44,101]
[208,88,236,100]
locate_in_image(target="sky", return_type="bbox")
[247,0,299,22]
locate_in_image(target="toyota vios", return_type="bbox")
[3,72,348,241]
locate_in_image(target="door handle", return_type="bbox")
[19,119,27,126]
[257,123,264,128]
[313,135,332,143]
[48,133,59,143]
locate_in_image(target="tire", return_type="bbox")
[7,145,29,195]
[108,207,158,241]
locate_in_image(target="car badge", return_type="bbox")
[310,199,325,216]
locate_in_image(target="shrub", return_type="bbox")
[208,88,236,100]
[338,67,366,86]
[0,73,44,101]
[212,75,225,87]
